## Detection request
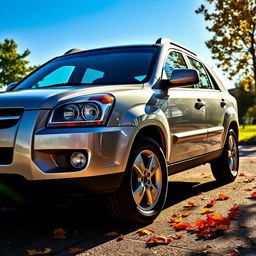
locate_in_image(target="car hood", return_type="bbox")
[0,84,143,110]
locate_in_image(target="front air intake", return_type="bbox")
[0,108,24,129]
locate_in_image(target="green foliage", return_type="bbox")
[0,39,38,86]
[246,104,256,119]
[234,82,255,118]
[196,0,256,93]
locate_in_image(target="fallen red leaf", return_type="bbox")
[174,232,184,239]
[206,199,217,208]
[239,173,245,176]
[187,201,197,207]
[172,222,192,230]
[226,251,238,256]
[228,204,241,219]
[146,235,172,246]
[192,213,231,238]
[117,234,125,241]
[244,188,253,191]
[251,192,256,198]
[206,244,213,248]
[197,230,212,238]
[194,218,208,230]
[217,194,229,200]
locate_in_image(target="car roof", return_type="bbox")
[62,38,197,57]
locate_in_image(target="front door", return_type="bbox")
[164,51,206,163]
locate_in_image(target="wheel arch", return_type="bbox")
[132,123,170,159]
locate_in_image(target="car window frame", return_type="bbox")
[184,54,221,91]
[161,49,197,90]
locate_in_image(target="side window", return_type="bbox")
[33,66,75,88]
[188,57,212,89]
[164,51,187,79]
[82,68,104,83]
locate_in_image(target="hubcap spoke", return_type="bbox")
[228,136,233,150]
[146,183,159,206]
[133,182,146,205]
[147,155,159,176]
[133,153,145,177]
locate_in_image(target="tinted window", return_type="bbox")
[164,51,187,79]
[33,66,75,88]
[188,57,212,89]
[15,47,158,89]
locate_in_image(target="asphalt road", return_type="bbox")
[0,146,256,256]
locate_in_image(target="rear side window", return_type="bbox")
[164,51,187,79]
[82,68,104,83]
[188,57,212,89]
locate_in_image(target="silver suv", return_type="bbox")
[0,38,239,224]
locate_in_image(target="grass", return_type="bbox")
[239,125,256,142]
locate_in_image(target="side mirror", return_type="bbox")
[6,82,17,92]
[161,69,199,90]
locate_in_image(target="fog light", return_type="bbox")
[70,152,87,169]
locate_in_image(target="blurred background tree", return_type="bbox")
[196,0,256,92]
[196,0,256,122]
[0,39,37,87]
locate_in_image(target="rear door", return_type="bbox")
[186,56,226,153]
[164,51,207,163]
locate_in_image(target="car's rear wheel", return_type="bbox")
[105,137,168,224]
[211,129,239,183]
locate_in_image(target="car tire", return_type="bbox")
[105,137,168,224]
[211,129,239,183]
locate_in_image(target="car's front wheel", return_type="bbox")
[211,129,239,183]
[105,137,168,224]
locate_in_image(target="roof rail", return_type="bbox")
[156,37,197,56]
[64,48,85,55]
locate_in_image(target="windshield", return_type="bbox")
[15,46,158,90]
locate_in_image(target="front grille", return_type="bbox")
[0,148,13,164]
[0,108,24,129]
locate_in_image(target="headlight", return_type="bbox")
[63,104,79,121]
[47,94,114,127]
[82,103,100,121]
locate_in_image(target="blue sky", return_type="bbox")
[0,0,234,88]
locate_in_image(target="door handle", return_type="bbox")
[195,99,205,110]
[220,99,227,108]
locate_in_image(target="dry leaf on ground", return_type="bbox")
[27,248,52,256]
[146,234,172,246]
[217,194,229,200]
[52,228,67,239]
[104,231,119,237]
[68,248,85,254]
[136,228,154,236]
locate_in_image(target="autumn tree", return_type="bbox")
[0,39,37,86]
[196,0,256,93]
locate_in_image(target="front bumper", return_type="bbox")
[0,110,136,182]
